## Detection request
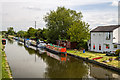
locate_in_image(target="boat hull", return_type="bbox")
[45,47,67,56]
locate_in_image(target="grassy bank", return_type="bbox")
[2,51,12,79]
[67,50,120,68]
[0,35,12,79]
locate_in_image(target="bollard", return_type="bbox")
[83,49,85,53]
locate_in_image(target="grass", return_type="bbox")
[67,49,120,68]
[0,35,12,79]
[2,51,11,78]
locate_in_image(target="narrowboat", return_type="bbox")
[37,41,46,49]
[45,44,67,57]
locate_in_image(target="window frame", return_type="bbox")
[106,32,110,40]
[93,44,95,49]
[114,45,117,48]
[106,44,110,49]
[99,44,101,50]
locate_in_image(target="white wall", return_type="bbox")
[113,28,118,43]
[103,32,113,52]
[118,27,120,44]
[90,32,116,52]
[91,32,104,52]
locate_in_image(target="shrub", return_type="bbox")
[115,49,120,56]
[76,41,88,50]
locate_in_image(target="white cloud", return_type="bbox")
[23,6,41,11]
[83,11,118,30]
[111,0,118,6]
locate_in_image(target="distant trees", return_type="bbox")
[35,28,47,41]
[1,31,7,35]
[7,27,15,35]
[17,30,26,38]
[15,27,47,41]
[26,27,37,38]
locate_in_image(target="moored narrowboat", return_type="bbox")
[45,44,67,57]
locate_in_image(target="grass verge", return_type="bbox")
[0,35,12,79]
[67,49,120,68]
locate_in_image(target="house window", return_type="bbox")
[93,44,95,49]
[89,44,91,47]
[113,37,116,39]
[106,32,110,40]
[114,45,117,48]
[99,44,101,50]
[106,44,110,49]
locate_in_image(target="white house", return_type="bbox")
[88,25,120,53]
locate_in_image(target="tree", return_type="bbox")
[67,21,90,42]
[17,30,26,38]
[27,27,37,38]
[2,31,7,35]
[44,6,88,43]
[44,7,78,42]
[7,27,15,35]
[35,28,47,41]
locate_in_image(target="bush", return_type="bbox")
[76,41,88,50]
[115,49,120,56]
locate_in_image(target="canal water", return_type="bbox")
[5,39,120,79]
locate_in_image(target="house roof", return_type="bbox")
[91,25,120,32]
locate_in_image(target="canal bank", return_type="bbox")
[2,51,12,79]
[5,38,120,79]
[0,36,12,79]
[67,50,120,74]
[67,53,120,74]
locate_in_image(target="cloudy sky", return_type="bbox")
[0,0,118,32]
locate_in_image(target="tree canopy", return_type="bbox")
[7,27,15,35]
[17,30,26,38]
[27,27,37,38]
[67,21,90,42]
[44,7,89,43]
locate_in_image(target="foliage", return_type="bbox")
[35,28,47,40]
[76,41,88,50]
[2,31,7,35]
[44,7,82,42]
[7,27,15,35]
[27,27,37,38]
[44,6,90,44]
[115,49,120,56]
[67,21,90,42]
[17,30,26,38]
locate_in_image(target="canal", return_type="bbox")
[5,39,120,79]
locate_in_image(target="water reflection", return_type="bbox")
[47,52,67,62]
[89,64,120,79]
[24,46,37,55]
[7,38,14,44]
[43,53,89,78]
[21,44,89,78]
[17,42,23,47]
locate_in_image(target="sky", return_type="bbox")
[0,0,118,32]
